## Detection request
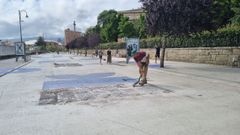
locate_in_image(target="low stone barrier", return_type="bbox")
[75,47,240,67]
[163,47,240,66]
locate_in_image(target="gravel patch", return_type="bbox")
[39,84,174,105]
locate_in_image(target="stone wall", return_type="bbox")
[82,47,240,66]
[163,47,240,66]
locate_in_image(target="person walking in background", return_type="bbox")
[84,49,87,57]
[99,49,103,65]
[155,45,160,63]
[126,45,132,64]
[107,48,112,64]
[95,48,99,57]
[133,51,150,86]
[116,48,119,57]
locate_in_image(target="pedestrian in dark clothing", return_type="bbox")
[84,49,87,57]
[99,50,103,65]
[107,48,112,64]
[116,49,119,57]
[95,49,99,57]
[155,45,160,63]
[126,45,132,64]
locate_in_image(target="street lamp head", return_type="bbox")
[19,9,29,18]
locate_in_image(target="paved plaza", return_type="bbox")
[0,53,240,135]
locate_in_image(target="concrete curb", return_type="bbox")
[0,60,33,77]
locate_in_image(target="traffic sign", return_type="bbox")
[126,38,139,56]
[15,42,25,56]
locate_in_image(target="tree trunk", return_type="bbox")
[160,45,165,68]
[160,37,166,68]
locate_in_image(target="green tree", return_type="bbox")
[66,36,88,49]
[141,0,217,36]
[46,44,60,52]
[85,26,101,48]
[118,15,137,38]
[87,32,100,48]
[35,36,46,51]
[211,0,234,28]
[35,36,46,46]
[133,15,146,39]
[73,36,88,49]
[97,10,120,42]
[230,0,240,24]
[85,26,100,35]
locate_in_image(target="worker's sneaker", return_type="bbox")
[139,79,147,86]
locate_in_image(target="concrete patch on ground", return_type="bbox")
[39,84,174,105]
[38,60,55,64]
[54,62,82,67]
[40,72,175,105]
[76,57,101,65]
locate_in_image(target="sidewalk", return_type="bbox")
[112,56,240,84]
[149,60,240,84]
[0,53,240,135]
[0,57,28,77]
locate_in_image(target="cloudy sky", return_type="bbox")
[0,0,141,39]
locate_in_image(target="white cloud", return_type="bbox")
[0,0,141,39]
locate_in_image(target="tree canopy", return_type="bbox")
[97,10,120,42]
[133,15,146,38]
[140,0,240,36]
[87,32,100,48]
[230,0,240,24]
[69,36,88,49]
[140,0,218,36]
[96,10,146,43]
[35,36,46,46]
[118,15,137,38]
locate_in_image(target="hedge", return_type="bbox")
[99,25,240,49]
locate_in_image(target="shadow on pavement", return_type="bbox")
[12,68,41,74]
[43,72,135,90]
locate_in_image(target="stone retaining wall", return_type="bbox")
[73,47,240,66]
[163,47,240,66]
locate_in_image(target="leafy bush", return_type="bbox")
[99,25,240,49]
[99,42,125,49]
[46,45,58,52]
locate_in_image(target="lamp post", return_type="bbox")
[18,9,28,62]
